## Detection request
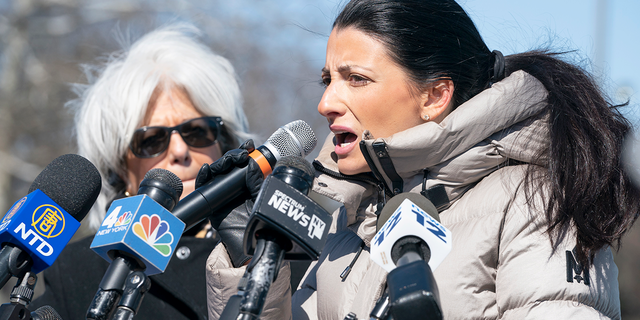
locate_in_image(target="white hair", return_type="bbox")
[72,23,253,231]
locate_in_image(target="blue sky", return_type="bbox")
[460,0,640,124]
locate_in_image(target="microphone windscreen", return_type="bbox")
[267,120,317,158]
[143,168,184,198]
[28,154,101,222]
[376,193,439,232]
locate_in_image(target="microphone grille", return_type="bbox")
[28,154,101,222]
[30,305,63,320]
[267,120,317,159]
[143,168,184,198]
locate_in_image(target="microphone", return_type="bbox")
[219,156,332,320]
[172,120,317,231]
[371,193,451,272]
[0,154,100,320]
[0,154,101,285]
[91,168,184,274]
[243,156,332,260]
[369,193,452,320]
[87,168,185,320]
[30,305,63,320]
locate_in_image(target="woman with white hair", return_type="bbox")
[76,23,252,231]
[31,23,253,320]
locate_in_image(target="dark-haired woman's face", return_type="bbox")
[318,27,425,175]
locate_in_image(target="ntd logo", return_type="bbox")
[13,222,54,256]
[133,214,174,257]
[0,189,81,273]
[31,204,65,239]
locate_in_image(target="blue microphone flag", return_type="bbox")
[90,194,185,275]
[0,190,81,273]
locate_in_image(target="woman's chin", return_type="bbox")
[337,156,370,176]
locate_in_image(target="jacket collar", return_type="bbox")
[359,70,549,203]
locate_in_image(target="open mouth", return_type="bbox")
[335,131,358,148]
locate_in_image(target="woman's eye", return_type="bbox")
[349,74,369,86]
[183,126,206,137]
[141,134,163,148]
[320,76,331,88]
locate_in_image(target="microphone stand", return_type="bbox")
[0,271,37,320]
[368,290,391,320]
[353,241,443,320]
[385,247,442,320]
[220,229,291,320]
[0,244,34,290]
[86,255,143,320]
[110,271,151,320]
[88,170,182,320]
[342,289,392,320]
[220,158,330,320]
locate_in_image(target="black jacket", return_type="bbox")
[30,235,217,320]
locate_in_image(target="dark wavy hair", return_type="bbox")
[334,0,640,267]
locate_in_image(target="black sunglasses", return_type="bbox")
[129,116,223,158]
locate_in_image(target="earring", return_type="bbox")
[423,114,430,121]
[124,191,131,197]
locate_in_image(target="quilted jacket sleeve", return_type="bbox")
[205,243,292,320]
[494,170,620,319]
[435,166,621,320]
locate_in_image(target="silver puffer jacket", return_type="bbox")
[206,71,621,320]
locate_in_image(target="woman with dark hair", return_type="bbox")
[205,0,638,319]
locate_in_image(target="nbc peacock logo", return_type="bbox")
[114,211,132,227]
[132,214,174,257]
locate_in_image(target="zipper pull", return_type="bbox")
[375,182,386,217]
[340,240,365,281]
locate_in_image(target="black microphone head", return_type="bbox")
[138,168,183,211]
[272,156,316,195]
[30,305,63,320]
[265,120,317,159]
[275,156,315,175]
[28,154,101,222]
[376,192,439,232]
[142,168,184,197]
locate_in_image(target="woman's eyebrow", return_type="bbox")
[322,65,358,74]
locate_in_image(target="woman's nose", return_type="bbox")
[167,131,190,164]
[317,83,343,120]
